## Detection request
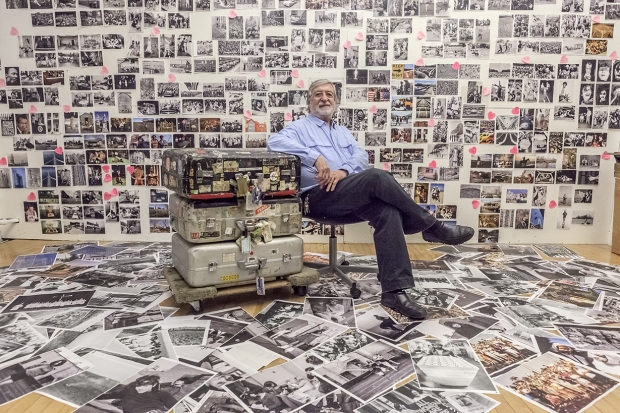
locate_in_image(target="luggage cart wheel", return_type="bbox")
[342,260,350,265]
[350,283,362,299]
[293,285,307,296]
[189,300,202,312]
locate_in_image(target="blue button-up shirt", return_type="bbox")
[267,113,370,192]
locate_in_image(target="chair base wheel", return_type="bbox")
[293,286,307,296]
[350,285,362,299]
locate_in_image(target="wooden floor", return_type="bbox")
[1,240,620,413]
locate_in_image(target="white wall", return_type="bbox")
[0,0,617,245]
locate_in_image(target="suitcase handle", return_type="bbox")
[236,219,256,235]
[238,257,267,270]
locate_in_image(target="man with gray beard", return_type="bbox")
[268,79,474,320]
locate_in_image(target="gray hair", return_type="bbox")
[307,79,340,111]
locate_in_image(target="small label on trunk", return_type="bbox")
[222,252,236,263]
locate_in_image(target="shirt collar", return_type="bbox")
[308,113,337,129]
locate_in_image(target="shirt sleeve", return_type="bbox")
[267,125,321,168]
[337,130,369,175]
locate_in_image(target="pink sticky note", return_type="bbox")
[54,146,63,155]
[369,105,378,114]
[343,40,351,49]
[428,160,437,168]
[417,31,425,40]
[482,87,491,96]
[0,79,5,88]
[27,192,36,201]
[9,27,18,36]
[511,106,520,115]
[510,146,518,154]
[168,73,176,82]
[62,104,71,113]
[0,157,6,166]
[228,10,237,18]
[593,15,601,23]
[610,51,618,60]
[382,162,390,171]
[29,105,38,114]
[151,27,160,36]
[244,109,252,119]
[560,54,568,64]
[100,66,109,75]
[521,56,530,64]
[548,200,557,209]
[472,200,480,209]
[127,166,135,174]
[602,151,611,160]
[104,192,112,201]
[291,69,299,78]
[487,111,496,120]
[258,69,266,78]
[468,146,477,155]
[104,174,112,182]
[101,165,110,173]
[110,187,118,196]
[452,61,461,70]
[428,118,436,127]
[296,79,304,88]
[355,32,364,41]
[284,113,293,121]
[415,58,424,66]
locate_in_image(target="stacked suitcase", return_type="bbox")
[163,148,304,289]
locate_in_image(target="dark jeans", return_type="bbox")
[302,168,436,291]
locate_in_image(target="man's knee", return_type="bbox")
[361,168,396,187]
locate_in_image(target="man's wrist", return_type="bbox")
[339,169,349,176]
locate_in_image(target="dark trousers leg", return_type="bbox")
[303,169,433,291]
[304,168,436,234]
[355,202,416,291]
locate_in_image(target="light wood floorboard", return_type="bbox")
[0,240,619,413]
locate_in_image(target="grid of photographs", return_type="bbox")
[0,0,614,243]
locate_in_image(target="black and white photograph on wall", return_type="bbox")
[577,170,599,185]
[574,188,592,204]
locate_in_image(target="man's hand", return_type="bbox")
[314,156,331,187]
[324,170,348,192]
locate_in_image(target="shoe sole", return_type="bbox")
[380,302,427,320]
[423,228,475,245]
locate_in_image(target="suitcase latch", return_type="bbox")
[283,253,291,262]
[236,219,256,235]
[206,218,216,228]
[282,214,289,223]
[209,262,218,272]
[238,257,267,270]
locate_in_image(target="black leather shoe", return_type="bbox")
[381,291,427,320]
[422,222,475,245]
